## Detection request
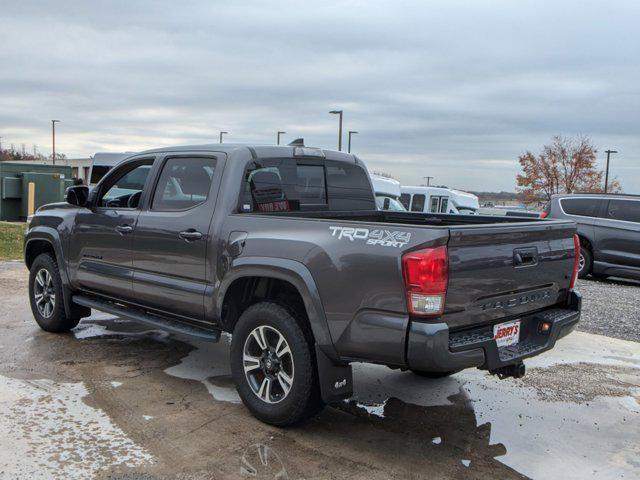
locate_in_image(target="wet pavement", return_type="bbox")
[0,263,638,479]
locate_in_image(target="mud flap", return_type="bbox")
[315,345,353,403]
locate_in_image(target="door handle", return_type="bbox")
[115,224,134,235]
[179,230,203,241]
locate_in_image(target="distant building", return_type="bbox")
[5,157,92,183]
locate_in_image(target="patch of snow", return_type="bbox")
[0,374,153,478]
[461,459,471,467]
[142,415,154,421]
[357,400,386,418]
[73,323,109,339]
[431,436,442,445]
[110,381,123,388]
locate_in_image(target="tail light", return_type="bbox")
[402,246,448,316]
[540,212,549,218]
[570,234,580,289]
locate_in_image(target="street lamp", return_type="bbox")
[347,131,358,153]
[604,149,618,193]
[219,131,228,144]
[51,120,60,165]
[277,131,286,145]
[329,110,343,151]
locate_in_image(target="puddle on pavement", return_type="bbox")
[61,316,640,479]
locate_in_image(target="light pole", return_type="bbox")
[423,176,433,186]
[347,131,358,153]
[277,131,286,145]
[51,120,60,165]
[604,149,618,193]
[219,131,228,144]
[329,110,343,151]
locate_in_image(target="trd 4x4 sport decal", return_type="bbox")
[329,226,411,248]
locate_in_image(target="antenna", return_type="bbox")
[288,138,304,147]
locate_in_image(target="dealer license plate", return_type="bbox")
[493,320,521,348]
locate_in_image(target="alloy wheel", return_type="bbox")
[243,325,295,404]
[34,268,56,318]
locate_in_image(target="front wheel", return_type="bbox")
[230,302,324,426]
[28,253,81,332]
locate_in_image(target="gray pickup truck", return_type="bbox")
[24,143,582,426]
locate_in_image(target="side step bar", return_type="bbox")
[73,295,221,342]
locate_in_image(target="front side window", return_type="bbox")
[99,161,153,208]
[606,200,640,223]
[560,198,600,217]
[376,195,406,211]
[152,157,217,210]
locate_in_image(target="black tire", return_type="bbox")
[230,301,324,426]
[410,369,461,379]
[578,245,592,279]
[28,253,81,333]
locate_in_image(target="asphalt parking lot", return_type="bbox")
[0,262,638,479]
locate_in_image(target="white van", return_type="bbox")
[370,174,406,211]
[88,152,136,185]
[400,186,479,214]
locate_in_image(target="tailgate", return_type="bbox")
[443,220,577,330]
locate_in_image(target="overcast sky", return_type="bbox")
[1,0,638,192]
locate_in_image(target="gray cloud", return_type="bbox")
[1,0,638,191]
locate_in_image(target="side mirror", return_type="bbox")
[66,185,90,207]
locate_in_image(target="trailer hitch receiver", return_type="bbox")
[490,362,525,379]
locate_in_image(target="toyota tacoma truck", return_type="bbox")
[24,143,581,426]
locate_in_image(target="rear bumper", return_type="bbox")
[406,291,581,372]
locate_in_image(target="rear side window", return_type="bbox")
[399,193,411,210]
[560,198,600,217]
[241,159,374,212]
[606,200,640,223]
[411,194,425,212]
[152,157,217,210]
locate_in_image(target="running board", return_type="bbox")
[72,295,220,342]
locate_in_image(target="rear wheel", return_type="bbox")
[578,245,592,279]
[29,253,81,332]
[230,301,323,426]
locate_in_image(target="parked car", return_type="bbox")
[400,186,479,215]
[25,143,581,426]
[542,193,640,280]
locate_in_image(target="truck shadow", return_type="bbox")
[24,317,528,479]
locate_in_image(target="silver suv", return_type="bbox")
[543,194,640,280]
